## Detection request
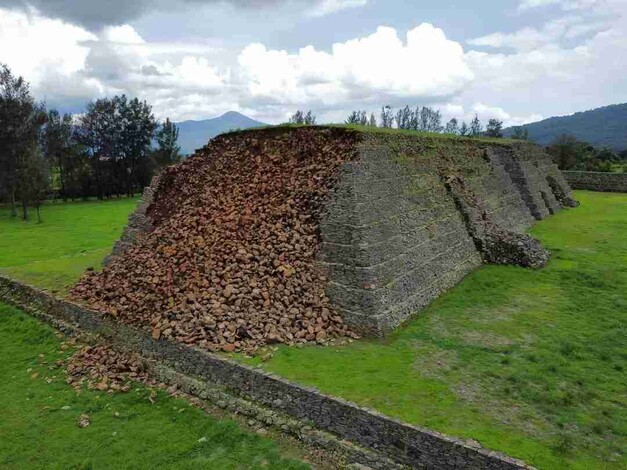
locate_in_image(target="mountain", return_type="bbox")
[176,111,267,155]
[504,103,627,151]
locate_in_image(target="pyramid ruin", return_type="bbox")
[72,127,577,350]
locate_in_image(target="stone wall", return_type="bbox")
[103,174,160,266]
[318,134,577,336]
[319,140,483,336]
[563,171,627,193]
[491,144,575,219]
[0,274,532,470]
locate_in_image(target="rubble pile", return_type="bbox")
[66,345,148,392]
[72,128,359,353]
[443,174,550,269]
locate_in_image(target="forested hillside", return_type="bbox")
[504,103,627,150]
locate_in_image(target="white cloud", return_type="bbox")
[423,101,543,127]
[468,27,548,50]
[102,24,146,45]
[471,103,543,126]
[0,0,343,29]
[465,44,590,95]
[439,102,465,117]
[0,8,96,86]
[2,1,626,127]
[0,7,234,118]
[306,0,367,17]
[518,0,562,9]
[238,24,473,107]
[517,0,603,11]
[469,14,612,51]
[463,0,627,124]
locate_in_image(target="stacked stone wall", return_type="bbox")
[318,135,577,335]
[490,144,576,219]
[318,141,482,335]
[103,174,160,266]
[563,171,627,192]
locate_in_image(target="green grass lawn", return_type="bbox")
[0,302,310,469]
[0,192,625,469]
[242,191,626,469]
[0,198,138,293]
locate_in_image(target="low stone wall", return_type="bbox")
[103,174,160,266]
[563,171,627,193]
[0,274,532,470]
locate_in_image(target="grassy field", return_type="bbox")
[0,191,625,469]
[244,191,626,469]
[0,302,311,469]
[0,198,138,293]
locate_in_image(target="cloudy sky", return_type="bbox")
[0,0,625,125]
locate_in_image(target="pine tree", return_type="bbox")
[288,110,305,124]
[75,95,157,198]
[16,145,50,222]
[42,109,75,200]
[459,121,469,136]
[427,108,443,132]
[380,106,394,128]
[288,110,316,125]
[345,111,361,124]
[304,110,316,125]
[155,118,181,166]
[445,118,459,135]
[395,106,412,129]
[470,114,483,136]
[409,107,419,130]
[0,64,43,216]
[485,118,504,138]
[119,96,157,197]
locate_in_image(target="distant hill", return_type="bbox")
[176,111,267,155]
[504,103,627,151]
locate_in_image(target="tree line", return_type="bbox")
[372,105,506,138]
[290,106,508,138]
[290,108,626,172]
[0,64,181,222]
[547,134,626,173]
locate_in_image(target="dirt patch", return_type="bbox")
[460,330,513,349]
[412,342,460,379]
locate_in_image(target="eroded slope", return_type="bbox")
[73,128,359,353]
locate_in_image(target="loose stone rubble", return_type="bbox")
[66,345,149,392]
[72,128,359,353]
[443,174,549,269]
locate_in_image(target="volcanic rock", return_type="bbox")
[72,128,359,353]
